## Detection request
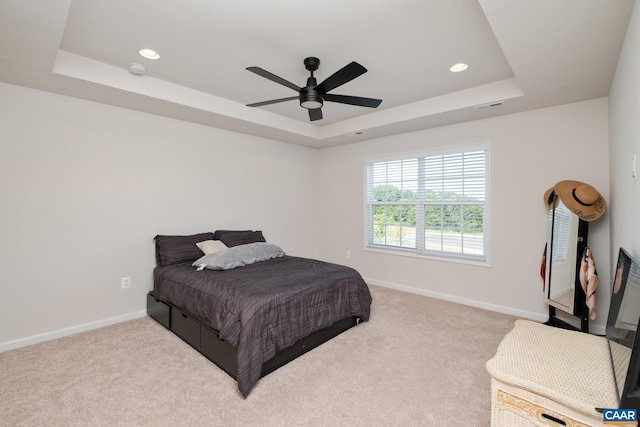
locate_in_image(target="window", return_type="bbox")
[365,143,489,264]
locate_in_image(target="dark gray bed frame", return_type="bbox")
[147,291,360,382]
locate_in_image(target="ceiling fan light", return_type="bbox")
[300,99,323,109]
[300,91,323,109]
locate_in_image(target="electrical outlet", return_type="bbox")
[346,250,351,259]
[121,276,131,289]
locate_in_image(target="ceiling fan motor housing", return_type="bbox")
[300,76,323,109]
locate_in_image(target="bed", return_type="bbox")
[146,230,372,397]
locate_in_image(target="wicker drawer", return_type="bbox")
[170,308,201,349]
[490,379,603,427]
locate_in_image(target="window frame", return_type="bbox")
[364,142,491,267]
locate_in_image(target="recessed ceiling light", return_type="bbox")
[139,49,160,60]
[450,63,469,73]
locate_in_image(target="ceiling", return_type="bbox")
[0,0,634,148]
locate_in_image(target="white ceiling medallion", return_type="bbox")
[129,63,147,75]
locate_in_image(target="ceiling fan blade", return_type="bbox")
[315,62,367,94]
[323,93,382,108]
[246,67,301,92]
[247,96,299,107]
[308,108,323,121]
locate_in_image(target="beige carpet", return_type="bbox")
[0,285,517,426]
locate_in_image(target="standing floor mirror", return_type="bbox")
[544,194,590,332]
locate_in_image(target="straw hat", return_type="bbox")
[543,187,557,210]
[553,180,606,222]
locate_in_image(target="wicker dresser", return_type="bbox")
[486,320,620,426]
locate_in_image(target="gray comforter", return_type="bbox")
[153,255,372,397]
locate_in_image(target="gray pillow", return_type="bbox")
[192,242,285,271]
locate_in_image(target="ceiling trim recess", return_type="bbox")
[53,50,317,138]
[54,50,523,142]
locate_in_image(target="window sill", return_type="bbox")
[364,245,491,267]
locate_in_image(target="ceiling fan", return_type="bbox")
[246,57,382,122]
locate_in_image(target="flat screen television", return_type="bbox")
[606,247,640,409]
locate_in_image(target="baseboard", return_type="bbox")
[0,310,148,353]
[1,280,603,353]
[364,277,549,323]
[365,279,607,334]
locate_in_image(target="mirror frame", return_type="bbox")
[544,195,589,330]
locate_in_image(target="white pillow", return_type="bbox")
[196,239,228,255]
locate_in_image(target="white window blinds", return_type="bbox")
[365,144,489,263]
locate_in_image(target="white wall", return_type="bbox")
[0,82,319,346]
[609,0,640,265]
[0,66,622,348]
[317,98,611,329]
